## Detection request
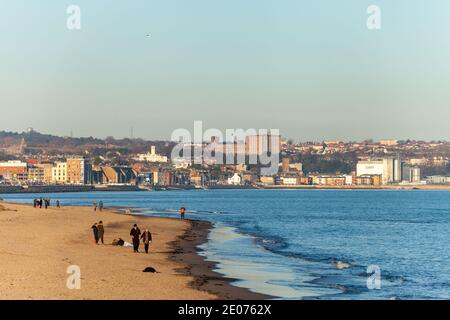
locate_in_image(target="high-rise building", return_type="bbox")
[67,157,93,185]
[245,131,281,156]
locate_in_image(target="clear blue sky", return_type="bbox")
[1,1,449,141]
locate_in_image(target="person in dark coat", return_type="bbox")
[99,201,104,212]
[97,221,104,244]
[56,200,60,208]
[140,228,152,254]
[33,199,37,208]
[130,224,141,253]
[92,223,99,244]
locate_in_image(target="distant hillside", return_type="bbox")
[0,130,174,157]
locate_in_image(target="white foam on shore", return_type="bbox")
[199,223,323,299]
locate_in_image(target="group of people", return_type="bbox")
[33,198,60,209]
[89,206,188,253]
[90,222,152,253]
[130,224,153,253]
[91,221,105,244]
[93,201,104,212]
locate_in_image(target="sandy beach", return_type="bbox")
[0,201,266,300]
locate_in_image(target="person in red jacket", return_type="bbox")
[180,207,186,220]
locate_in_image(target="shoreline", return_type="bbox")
[105,205,272,299]
[2,184,450,195]
[0,200,268,300]
[169,219,273,300]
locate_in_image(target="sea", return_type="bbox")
[1,189,449,300]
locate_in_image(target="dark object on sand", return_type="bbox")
[143,267,157,273]
[112,238,125,246]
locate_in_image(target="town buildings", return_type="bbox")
[4,132,450,188]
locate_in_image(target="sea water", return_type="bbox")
[2,189,449,299]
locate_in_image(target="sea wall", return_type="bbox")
[0,185,143,194]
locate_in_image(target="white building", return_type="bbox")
[137,146,168,163]
[357,160,384,176]
[0,160,27,170]
[356,158,401,185]
[227,173,242,185]
[280,176,298,185]
[0,161,28,181]
[426,176,449,184]
[379,139,398,146]
[52,162,67,183]
[344,174,353,185]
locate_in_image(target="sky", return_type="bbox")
[0,0,449,142]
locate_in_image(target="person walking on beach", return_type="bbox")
[97,221,104,244]
[39,198,43,209]
[93,202,97,212]
[91,223,99,245]
[180,207,186,220]
[56,200,60,208]
[33,199,37,208]
[99,201,104,212]
[141,228,152,254]
[130,224,141,253]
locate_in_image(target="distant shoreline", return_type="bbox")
[0,185,143,194]
[2,183,450,195]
